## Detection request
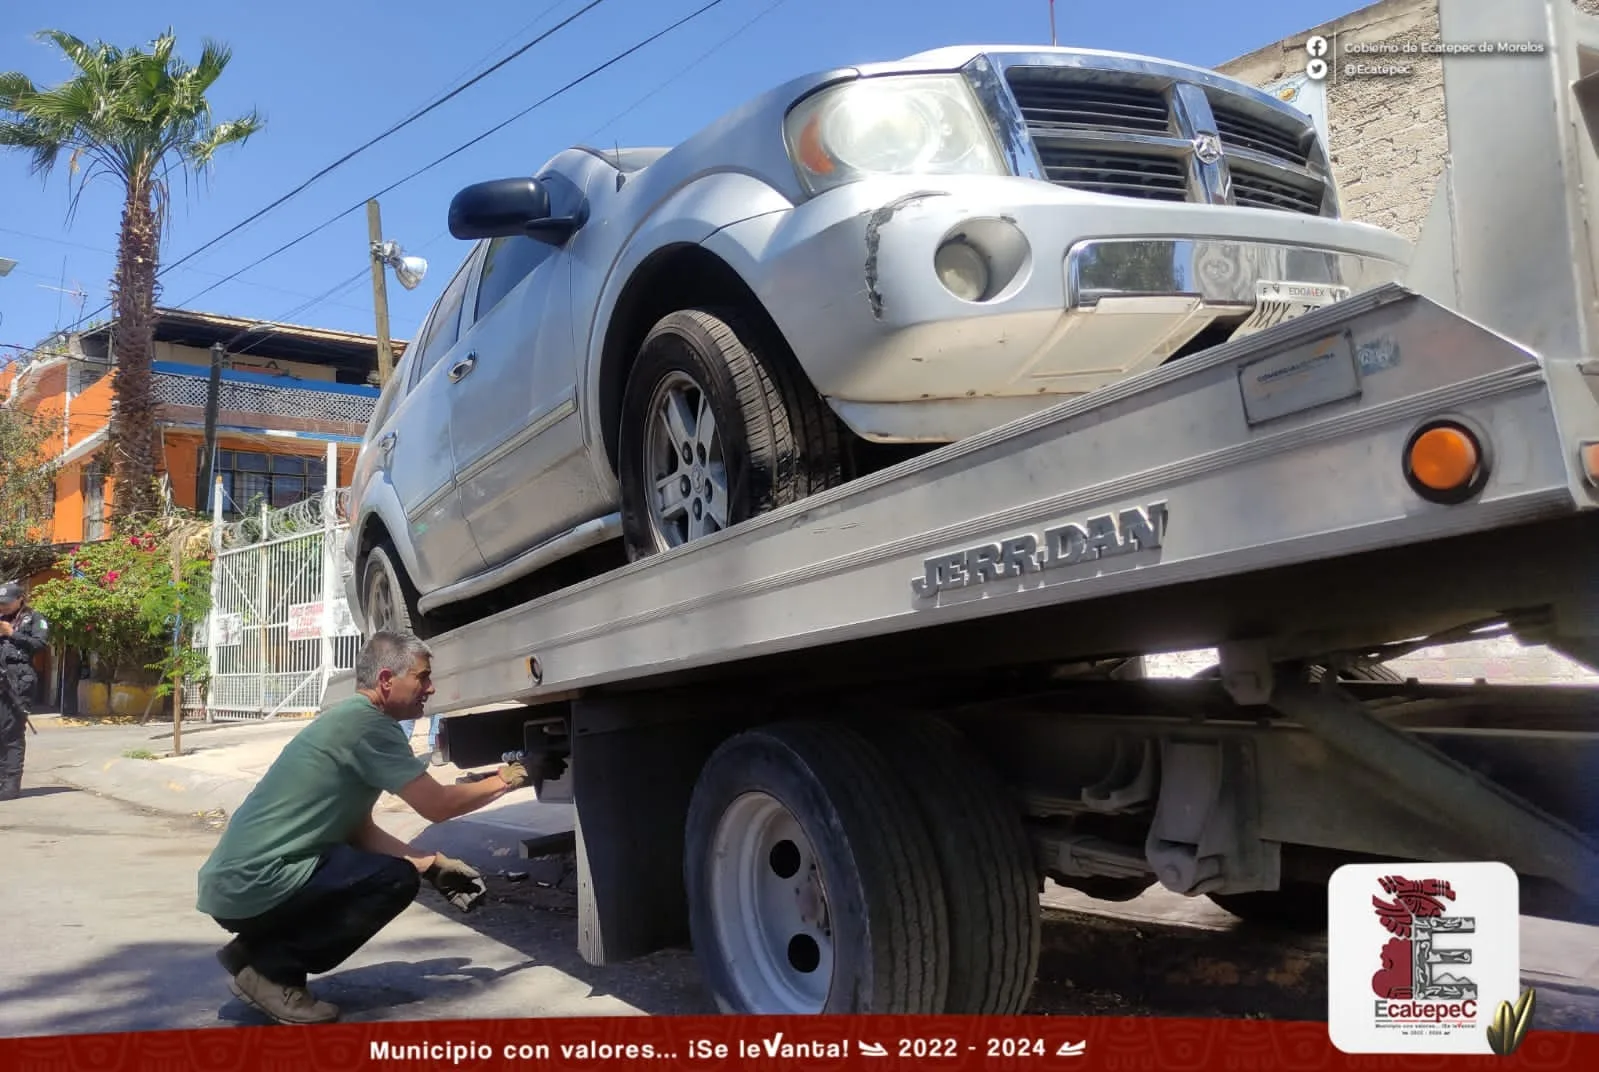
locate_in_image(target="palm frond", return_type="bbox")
[34,31,103,78]
[0,71,36,107]
[2,25,263,225]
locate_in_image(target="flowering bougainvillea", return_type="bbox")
[30,524,213,694]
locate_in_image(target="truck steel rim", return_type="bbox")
[643,370,728,551]
[709,791,833,1013]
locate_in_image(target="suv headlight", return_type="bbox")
[784,74,1007,195]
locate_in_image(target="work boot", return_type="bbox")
[228,965,340,1025]
[216,937,249,976]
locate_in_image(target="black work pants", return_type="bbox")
[0,692,26,800]
[213,844,421,987]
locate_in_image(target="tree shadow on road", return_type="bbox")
[404,877,717,1017]
[396,815,1344,1022]
[401,821,718,1017]
[397,819,1334,1022]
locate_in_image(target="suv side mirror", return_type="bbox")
[448,177,585,245]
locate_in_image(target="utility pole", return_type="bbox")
[171,545,185,757]
[1049,0,1057,46]
[197,341,223,510]
[366,199,396,387]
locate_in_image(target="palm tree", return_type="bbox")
[0,29,261,524]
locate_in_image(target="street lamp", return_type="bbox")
[376,242,428,290]
[0,258,16,334]
[365,199,428,386]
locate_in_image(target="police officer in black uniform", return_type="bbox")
[0,581,48,801]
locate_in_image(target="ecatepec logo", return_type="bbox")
[1328,862,1523,1054]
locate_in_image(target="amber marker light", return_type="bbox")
[1403,419,1489,504]
[1579,441,1599,487]
[796,117,835,176]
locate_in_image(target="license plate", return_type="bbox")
[1231,280,1352,339]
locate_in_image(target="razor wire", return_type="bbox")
[210,485,353,551]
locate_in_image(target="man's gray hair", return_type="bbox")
[355,630,433,689]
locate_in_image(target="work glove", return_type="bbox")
[425,853,487,913]
[497,760,530,790]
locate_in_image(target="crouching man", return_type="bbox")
[196,630,529,1025]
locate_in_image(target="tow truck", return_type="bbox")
[327,0,1599,1016]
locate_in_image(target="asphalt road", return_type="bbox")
[4,727,1599,1037]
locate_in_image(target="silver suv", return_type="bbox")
[344,44,1410,637]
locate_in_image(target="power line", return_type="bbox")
[0,225,373,313]
[205,0,780,347]
[398,0,572,121]
[49,0,618,338]
[585,0,789,139]
[222,268,373,356]
[150,0,615,282]
[2,4,576,329]
[166,0,733,313]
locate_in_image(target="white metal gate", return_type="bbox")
[192,461,362,721]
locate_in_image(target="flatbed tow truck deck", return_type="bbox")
[326,0,1599,1016]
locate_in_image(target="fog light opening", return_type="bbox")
[935,237,991,302]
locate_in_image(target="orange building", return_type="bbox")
[1,308,405,711]
[3,307,406,539]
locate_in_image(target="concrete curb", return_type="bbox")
[52,755,257,820]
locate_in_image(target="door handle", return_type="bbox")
[379,432,396,455]
[448,352,478,382]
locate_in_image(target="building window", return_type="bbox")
[211,449,328,517]
[82,462,108,542]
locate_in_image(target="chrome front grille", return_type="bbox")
[1009,81,1171,137]
[1000,63,1331,217]
[1229,166,1324,214]
[1037,147,1188,201]
[1207,100,1311,165]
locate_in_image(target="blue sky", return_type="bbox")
[0,0,1350,357]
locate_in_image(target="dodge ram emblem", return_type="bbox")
[1192,132,1223,165]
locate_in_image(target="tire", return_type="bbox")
[683,719,950,1015]
[1208,882,1329,931]
[360,542,434,640]
[617,307,847,562]
[857,717,1042,1014]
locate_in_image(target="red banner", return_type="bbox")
[1,1017,1592,1071]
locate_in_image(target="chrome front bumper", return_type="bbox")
[1065,237,1401,308]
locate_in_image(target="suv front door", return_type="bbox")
[380,253,486,594]
[448,177,604,568]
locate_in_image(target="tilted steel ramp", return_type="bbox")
[328,284,1599,714]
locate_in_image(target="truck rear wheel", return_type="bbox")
[859,717,1041,1014]
[617,307,846,562]
[683,720,950,1014]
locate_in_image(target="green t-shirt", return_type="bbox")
[196,693,429,919]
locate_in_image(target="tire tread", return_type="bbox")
[619,307,848,561]
[862,717,1041,1014]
